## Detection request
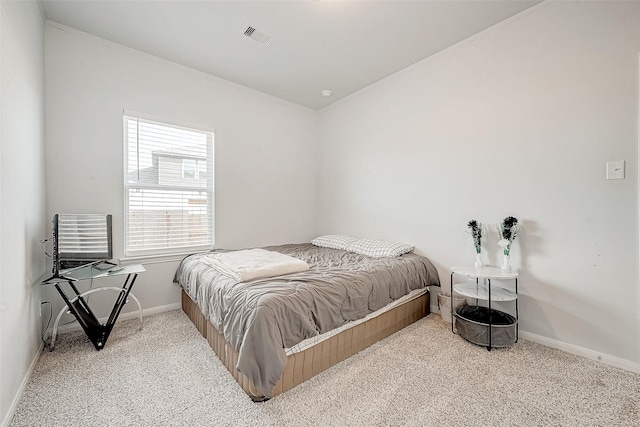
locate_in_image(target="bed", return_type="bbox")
[174,241,440,400]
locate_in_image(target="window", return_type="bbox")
[182,159,196,179]
[197,160,207,180]
[124,114,214,257]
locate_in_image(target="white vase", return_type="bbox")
[474,253,483,269]
[501,254,511,271]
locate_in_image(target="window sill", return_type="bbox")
[119,250,208,265]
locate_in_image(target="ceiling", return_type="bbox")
[40,0,541,110]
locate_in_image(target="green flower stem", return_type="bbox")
[504,243,512,256]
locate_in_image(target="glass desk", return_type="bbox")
[40,263,145,351]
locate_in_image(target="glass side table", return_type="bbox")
[40,263,145,351]
[450,266,519,350]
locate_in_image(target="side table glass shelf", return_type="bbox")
[450,266,519,350]
[40,263,145,351]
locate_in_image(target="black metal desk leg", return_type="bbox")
[54,281,104,350]
[103,274,138,341]
[52,274,140,350]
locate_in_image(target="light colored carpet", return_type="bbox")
[10,309,639,426]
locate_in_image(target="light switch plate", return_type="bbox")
[606,160,625,180]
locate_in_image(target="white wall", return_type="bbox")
[4,7,636,425]
[0,1,46,425]
[318,1,640,369]
[43,22,318,329]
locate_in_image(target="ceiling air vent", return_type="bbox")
[242,26,272,46]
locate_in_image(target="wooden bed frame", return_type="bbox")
[181,289,430,400]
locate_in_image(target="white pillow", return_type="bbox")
[311,235,357,250]
[347,239,414,258]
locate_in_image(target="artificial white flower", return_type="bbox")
[497,216,520,256]
[467,219,483,254]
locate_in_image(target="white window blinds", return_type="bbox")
[124,115,214,256]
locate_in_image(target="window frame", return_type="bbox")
[123,111,215,258]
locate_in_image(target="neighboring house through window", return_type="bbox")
[124,113,214,257]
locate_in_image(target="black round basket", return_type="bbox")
[454,305,517,348]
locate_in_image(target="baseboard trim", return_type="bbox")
[55,302,182,334]
[432,302,640,375]
[520,330,640,374]
[124,302,182,319]
[2,341,44,427]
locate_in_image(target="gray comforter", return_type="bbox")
[174,243,440,397]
